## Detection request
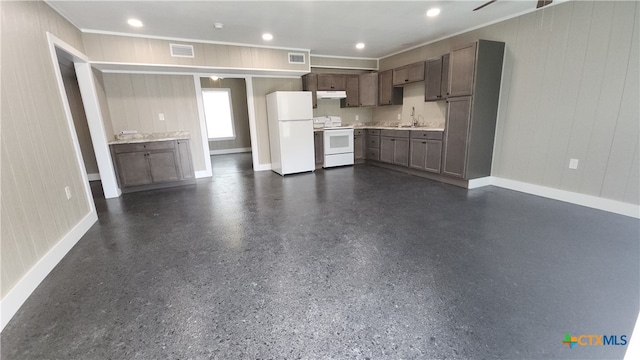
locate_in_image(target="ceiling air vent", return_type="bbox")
[288,53,305,64]
[170,43,194,58]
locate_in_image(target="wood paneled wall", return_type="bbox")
[1,1,90,297]
[250,78,303,165]
[82,33,310,73]
[102,74,206,172]
[310,56,378,70]
[378,1,639,205]
[200,78,252,152]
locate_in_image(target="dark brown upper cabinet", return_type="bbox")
[448,42,477,97]
[424,54,449,101]
[358,72,378,107]
[378,70,403,106]
[302,73,318,109]
[392,61,425,86]
[340,75,359,108]
[317,74,346,90]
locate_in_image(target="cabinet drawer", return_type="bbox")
[113,140,175,154]
[380,129,410,138]
[367,148,380,161]
[366,129,381,136]
[410,131,443,140]
[368,136,380,148]
[354,129,364,136]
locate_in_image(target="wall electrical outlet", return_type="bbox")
[569,159,579,169]
[397,113,401,120]
[158,113,165,121]
[64,186,72,200]
[355,115,359,121]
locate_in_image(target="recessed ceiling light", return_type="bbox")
[262,33,273,41]
[426,8,440,17]
[356,43,365,49]
[127,18,143,27]
[213,23,224,29]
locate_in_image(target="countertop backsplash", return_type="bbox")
[313,98,374,124]
[371,82,447,129]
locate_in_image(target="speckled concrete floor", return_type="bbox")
[2,153,638,359]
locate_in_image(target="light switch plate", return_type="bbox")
[158,113,165,121]
[355,115,359,121]
[569,159,579,169]
[397,113,401,120]
[64,186,72,199]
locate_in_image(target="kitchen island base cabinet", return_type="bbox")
[111,139,195,193]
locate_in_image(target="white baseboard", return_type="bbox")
[467,176,493,189]
[195,170,211,179]
[490,177,639,219]
[86,173,100,181]
[625,311,640,359]
[253,163,272,172]
[0,210,98,332]
[209,147,251,155]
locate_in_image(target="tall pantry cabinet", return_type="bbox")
[442,40,505,180]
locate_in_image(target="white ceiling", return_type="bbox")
[47,1,561,59]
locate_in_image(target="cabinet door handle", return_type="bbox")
[422,141,427,144]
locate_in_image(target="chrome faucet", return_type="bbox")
[411,107,418,127]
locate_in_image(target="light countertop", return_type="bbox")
[108,131,191,145]
[314,125,444,132]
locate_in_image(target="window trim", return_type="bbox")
[202,88,236,141]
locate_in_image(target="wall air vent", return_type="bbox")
[288,53,305,64]
[170,43,195,58]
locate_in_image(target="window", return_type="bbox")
[202,89,235,140]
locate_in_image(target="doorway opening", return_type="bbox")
[47,32,120,202]
[55,49,102,199]
[199,76,253,175]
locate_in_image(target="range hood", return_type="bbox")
[317,91,347,99]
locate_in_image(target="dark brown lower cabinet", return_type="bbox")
[147,151,180,183]
[115,151,152,187]
[366,129,381,161]
[409,139,442,173]
[354,130,364,161]
[380,136,409,167]
[314,131,324,165]
[442,96,472,178]
[111,139,194,192]
[176,140,194,180]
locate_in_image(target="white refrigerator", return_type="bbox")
[266,91,315,176]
